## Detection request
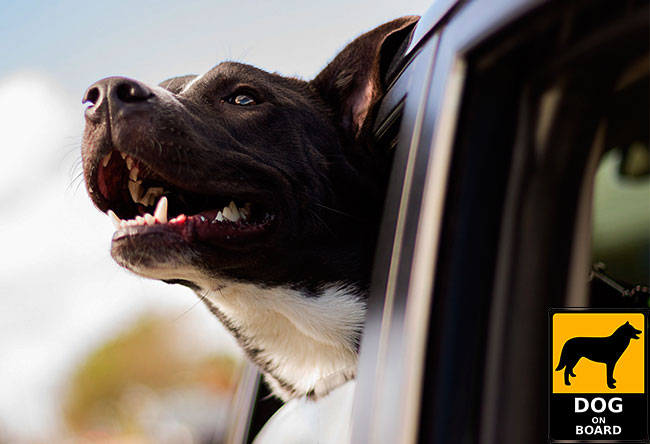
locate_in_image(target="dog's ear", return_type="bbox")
[312,16,419,144]
[159,75,197,94]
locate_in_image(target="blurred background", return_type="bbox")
[0,1,431,442]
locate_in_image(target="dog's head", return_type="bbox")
[81,17,418,291]
[620,321,642,340]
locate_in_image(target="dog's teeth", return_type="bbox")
[128,180,143,202]
[120,152,127,159]
[107,210,121,229]
[239,206,251,220]
[139,187,164,207]
[215,211,224,222]
[129,166,139,182]
[101,152,112,167]
[224,201,241,222]
[126,157,134,170]
[170,214,186,225]
[144,213,155,225]
[153,196,168,223]
[223,205,241,222]
[135,216,145,226]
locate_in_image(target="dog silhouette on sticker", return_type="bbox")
[555,321,642,389]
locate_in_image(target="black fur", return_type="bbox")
[81,17,419,399]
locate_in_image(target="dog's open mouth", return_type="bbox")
[92,150,275,246]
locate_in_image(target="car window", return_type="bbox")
[591,144,650,289]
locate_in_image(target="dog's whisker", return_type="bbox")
[62,142,83,153]
[172,290,210,323]
[309,210,336,236]
[66,171,87,197]
[59,142,83,169]
[177,145,186,177]
[68,160,83,179]
[70,170,84,184]
[182,146,192,176]
[313,203,356,219]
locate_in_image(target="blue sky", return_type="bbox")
[1,0,431,94]
[0,0,431,440]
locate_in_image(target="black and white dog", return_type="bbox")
[81,17,418,401]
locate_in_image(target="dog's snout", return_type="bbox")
[82,85,101,106]
[83,77,153,121]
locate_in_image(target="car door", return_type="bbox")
[354,0,649,443]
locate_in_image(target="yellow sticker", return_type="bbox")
[552,312,645,394]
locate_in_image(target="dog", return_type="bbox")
[81,17,419,401]
[555,321,642,389]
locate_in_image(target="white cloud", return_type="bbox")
[0,72,239,441]
[0,72,78,194]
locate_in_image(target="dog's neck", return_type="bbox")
[199,280,366,400]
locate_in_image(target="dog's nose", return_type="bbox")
[83,77,153,121]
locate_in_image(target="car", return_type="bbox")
[224,0,649,442]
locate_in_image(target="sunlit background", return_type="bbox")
[0,1,431,442]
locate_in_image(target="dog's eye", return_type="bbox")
[227,93,257,106]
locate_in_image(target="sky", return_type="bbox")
[0,0,432,441]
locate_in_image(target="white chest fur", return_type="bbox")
[203,282,366,400]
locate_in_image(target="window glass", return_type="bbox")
[591,143,650,297]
